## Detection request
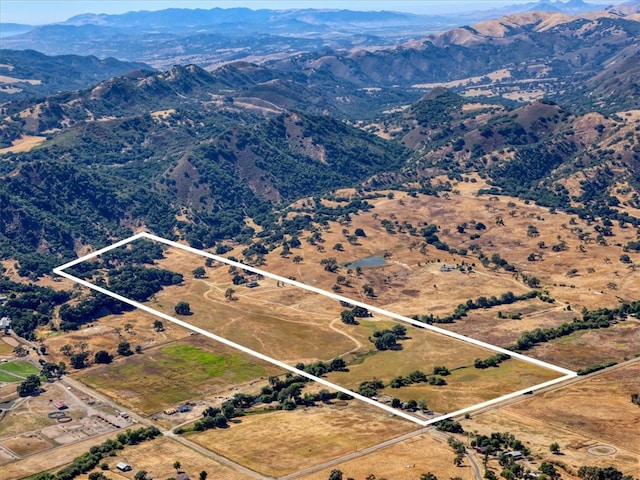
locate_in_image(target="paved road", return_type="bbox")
[278,357,640,480]
[430,429,482,480]
[278,426,433,480]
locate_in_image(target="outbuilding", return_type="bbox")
[0,316,10,333]
[116,462,132,472]
[505,451,524,460]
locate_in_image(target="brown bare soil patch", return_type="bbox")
[2,433,52,457]
[151,108,176,118]
[190,402,415,477]
[0,135,46,153]
[0,75,41,85]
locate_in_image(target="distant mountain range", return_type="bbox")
[0,1,633,69]
[1,5,639,112]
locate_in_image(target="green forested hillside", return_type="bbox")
[2,39,640,279]
[0,68,410,274]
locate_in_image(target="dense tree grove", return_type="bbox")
[0,275,71,340]
[17,374,41,397]
[57,264,182,331]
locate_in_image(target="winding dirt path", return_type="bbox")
[328,318,362,356]
[200,283,361,353]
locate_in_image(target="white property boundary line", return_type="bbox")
[54,232,577,427]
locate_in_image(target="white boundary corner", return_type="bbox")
[54,232,577,427]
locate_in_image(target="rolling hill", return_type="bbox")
[0,49,153,103]
[1,4,639,279]
[0,63,410,272]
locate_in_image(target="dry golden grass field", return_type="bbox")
[189,402,415,477]
[0,135,46,153]
[301,431,477,480]
[249,185,640,369]
[12,182,638,479]
[87,435,255,480]
[135,241,565,415]
[0,337,15,357]
[47,182,640,374]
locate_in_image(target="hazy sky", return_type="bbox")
[0,0,627,25]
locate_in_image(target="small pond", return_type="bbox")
[345,256,386,268]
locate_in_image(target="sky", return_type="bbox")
[0,0,628,25]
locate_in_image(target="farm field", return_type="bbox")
[72,235,569,424]
[0,359,39,382]
[80,335,280,414]
[189,402,415,477]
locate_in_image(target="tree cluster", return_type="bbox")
[474,353,510,369]
[414,290,542,325]
[369,324,406,351]
[17,374,41,397]
[0,276,71,340]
